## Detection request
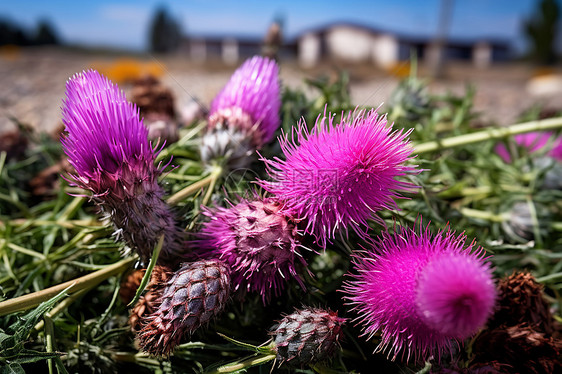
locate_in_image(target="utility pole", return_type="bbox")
[428,0,454,78]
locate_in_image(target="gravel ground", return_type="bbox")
[1,47,562,136]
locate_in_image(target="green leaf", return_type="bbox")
[127,234,164,307]
[0,331,15,351]
[13,286,71,342]
[5,350,62,364]
[0,362,25,374]
[1,286,71,357]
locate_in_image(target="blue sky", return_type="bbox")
[0,0,548,51]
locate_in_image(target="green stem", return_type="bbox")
[414,117,562,154]
[0,219,100,229]
[206,354,277,374]
[58,196,85,221]
[202,167,221,206]
[3,241,46,260]
[155,121,207,162]
[460,208,507,223]
[536,272,562,283]
[127,235,164,307]
[167,165,222,205]
[0,257,135,316]
[551,222,562,231]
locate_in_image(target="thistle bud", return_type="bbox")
[137,260,231,355]
[270,307,345,366]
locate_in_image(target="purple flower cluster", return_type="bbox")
[59,63,499,363]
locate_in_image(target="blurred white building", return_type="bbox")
[296,22,510,69]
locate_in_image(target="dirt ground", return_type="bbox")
[1,47,562,136]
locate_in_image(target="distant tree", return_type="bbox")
[34,20,59,45]
[525,0,559,65]
[0,19,30,46]
[149,7,181,53]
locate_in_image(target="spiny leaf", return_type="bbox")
[1,286,71,357]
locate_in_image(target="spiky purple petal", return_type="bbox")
[260,109,417,248]
[62,70,154,182]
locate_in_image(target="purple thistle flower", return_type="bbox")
[208,55,280,147]
[342,221,496,362]
[195,197,307,303]
[61,70,184,266]
[495,132,562,163]
[260,109,417,248]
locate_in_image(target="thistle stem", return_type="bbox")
[206,354,277,374]
[45,315,54,374]
[202,166,221,206]
[460,208,507,223]
[536,272,562,283]
[155,121,207,163]
[0,219,100,229]
[414,117,562,154]
[0,257,134,316]
[167,165,222,205]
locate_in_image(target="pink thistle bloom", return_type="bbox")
[342,221,496,362]
[61,70,184,265]
[495,132,562,163]
[260,109,417,248]
[208,55,280,147]
[195,198,307,303]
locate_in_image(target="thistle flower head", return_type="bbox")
[209,56,280,146]
[260,109,417,248]
[61,70,157,196]
[60,70,183,265]
[342,222,496,362]
[270,307,346,366]
[196,197,306,303]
